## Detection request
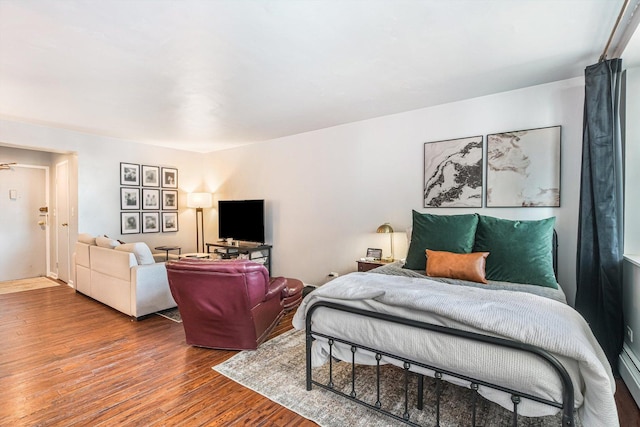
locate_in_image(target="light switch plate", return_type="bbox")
[9,189,17,200]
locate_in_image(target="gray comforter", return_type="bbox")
[293,268,616,426]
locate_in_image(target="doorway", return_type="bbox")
[0,164,49,281]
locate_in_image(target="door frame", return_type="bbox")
[55,160,70,283]
[15,163,51,277]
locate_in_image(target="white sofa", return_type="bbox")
[73,235,176,318]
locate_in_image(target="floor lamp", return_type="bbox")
[187,192,213,253]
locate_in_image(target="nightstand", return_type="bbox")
[357,259,393,272]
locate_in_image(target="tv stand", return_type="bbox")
[205,242,272,274]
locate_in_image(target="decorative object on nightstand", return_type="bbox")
[187,192,213,253]
[366,248,383,260]
[376,222,394,261]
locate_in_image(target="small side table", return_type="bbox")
[155,246,181,261]
[356,259,393,272]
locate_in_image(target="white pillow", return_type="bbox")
[115,242,155,265]
[77,233,96,245]
[96,235,121,249]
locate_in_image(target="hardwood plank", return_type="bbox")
[0,277,59,294]
[616,378,640,427]
[0,284,637,426]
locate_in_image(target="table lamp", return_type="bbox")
[376,222,394,261]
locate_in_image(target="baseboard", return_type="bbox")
[619,344,640,407]
[48,272,58,280]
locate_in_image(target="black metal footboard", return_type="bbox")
[305,301,575,426]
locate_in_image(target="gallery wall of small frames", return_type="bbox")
[119,163,179,234]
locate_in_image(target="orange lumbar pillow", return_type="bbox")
[425,250,490,284]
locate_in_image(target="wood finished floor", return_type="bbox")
[1,281,638,426]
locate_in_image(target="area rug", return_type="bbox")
[213,329,570,427]
[0,277,59,295]
[155,307,182,323]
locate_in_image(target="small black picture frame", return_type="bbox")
[120,187,140,210]
[121,212,140,234]
[142,212,160,233]
[161,167,178,188]
[162,190,178,210]
[142,165,160,187]
[366,248,383,260]
[162,212,179,232]
[142,188,160,210]
[120,162,140,186]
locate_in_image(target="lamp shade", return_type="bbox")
[376,223,394,234]
[187,192,213,209]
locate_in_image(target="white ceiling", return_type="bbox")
[1,0,639,153]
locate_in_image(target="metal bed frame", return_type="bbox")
[305,300,575,427]
[304,230,566,426]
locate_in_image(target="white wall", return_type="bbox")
[205,77,585,304]
[0,122,207,258]
[1,77,586,301]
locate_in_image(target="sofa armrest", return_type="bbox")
[131,261,169,288]
[265,276,287,301]
[130,262,176,317]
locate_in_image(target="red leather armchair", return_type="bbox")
[166,259,289,350]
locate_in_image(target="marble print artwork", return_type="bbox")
[486,126,561,207]
[423,136,483,207]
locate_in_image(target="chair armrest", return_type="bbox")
[265,276,287,301]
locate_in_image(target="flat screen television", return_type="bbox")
[218,199,265,244]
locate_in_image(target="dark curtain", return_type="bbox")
[576,58,624,373]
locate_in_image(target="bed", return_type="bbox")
[292,212,617,427]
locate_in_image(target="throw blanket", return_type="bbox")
[371,260,568,303]
[293,272,617,427]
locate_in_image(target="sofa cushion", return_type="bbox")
[96,235,121,249]
[404,211,479,271]
[77,233,96,245]
[115,242,155,265]
[473,215,557,288]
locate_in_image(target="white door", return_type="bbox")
[0,165,49,281]
[56,161,70,283]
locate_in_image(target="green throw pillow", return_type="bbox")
[404,211,479,271]
[473,215,557,289]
